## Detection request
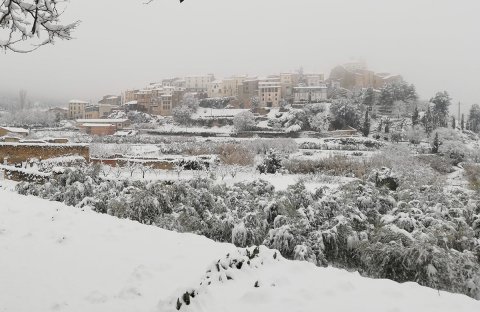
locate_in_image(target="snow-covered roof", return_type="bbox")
[76,119,129,123]
[294,85,327,90]
[0,126,29,134]
[125,100,138,105]
[69,99,89,104]
[18,139,47,144]
[81,123,114,127]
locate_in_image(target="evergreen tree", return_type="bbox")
[461,114,465,130]
[250,96,260,111]
[432,132,441,153]
[412,106,419,126]
[451,116,456,129]
[378,84,395,107]
[468,104,480,133]
[362,110,370,137]
[363,88,375,107]
[424,105,433,136]
[329,99,361,130]
[431,91,451,127]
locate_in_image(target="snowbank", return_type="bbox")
[0,188,479,312]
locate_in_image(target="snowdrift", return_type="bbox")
[0,187,479,312]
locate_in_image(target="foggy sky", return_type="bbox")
[1,0,480,112]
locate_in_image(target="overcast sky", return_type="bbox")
[1,0,480,111]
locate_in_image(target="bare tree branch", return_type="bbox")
[0,0,79,53]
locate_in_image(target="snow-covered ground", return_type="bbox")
[292,149,378,160]
[0,185,236,312]
[98,166,349,192]
[1,186,480,312]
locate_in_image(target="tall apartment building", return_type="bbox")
[68,100,88,119]
[184,74,215,92]
[258,78,282,108]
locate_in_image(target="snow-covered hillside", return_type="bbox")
[1,186,479,312]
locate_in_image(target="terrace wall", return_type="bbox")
[0,143,90,164]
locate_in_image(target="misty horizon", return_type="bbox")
[2,0,480,113]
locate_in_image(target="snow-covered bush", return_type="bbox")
[217,144,254,166]
[14,157,480,299]
[247,138,298,155]
[173,105,194,125]
[257,150,282,174]
[233,111,256,132]
[329,99,361,130]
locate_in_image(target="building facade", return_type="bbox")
[238,79,259,108]
[258,78,282,108]
[207,80,224,98]
[98,95,121,106]
[68,100,88,119]
[293,85,328,104]
[184,74,215,92]
[305,74,325,86]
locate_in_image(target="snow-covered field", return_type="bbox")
[97,166,350,192]
[1,185,479,312]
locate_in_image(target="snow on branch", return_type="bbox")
[0,0,79,52]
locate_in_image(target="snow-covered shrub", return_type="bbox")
[199,97,234,109]
[439,140,466,166]
[173,105,194,125]
[217,144,254,166]
[232,223,247,247]
[14,156,480,299]
[329,98,361,130]
[369,167,399,191]
[464,163,480,192]
[233,111,256,132]
[283,156,367,177]
[247,138,298,155]
[293,244,317,264]
[257,149,282,174]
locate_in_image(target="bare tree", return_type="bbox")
[0,0,79,52]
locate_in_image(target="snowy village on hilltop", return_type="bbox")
[2,1,480,311]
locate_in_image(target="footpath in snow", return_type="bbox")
[1,186,479,312]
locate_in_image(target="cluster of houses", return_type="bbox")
[46,61,402,136]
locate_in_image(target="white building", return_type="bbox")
[305,74,324,87]
[184,74,215,92]
[207,80,224,98]
[258,78,282,108]
[68,100,89,119]
[293,85,328,104]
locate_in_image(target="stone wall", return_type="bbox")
[0,143,89,164]
[1,167,51,183]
